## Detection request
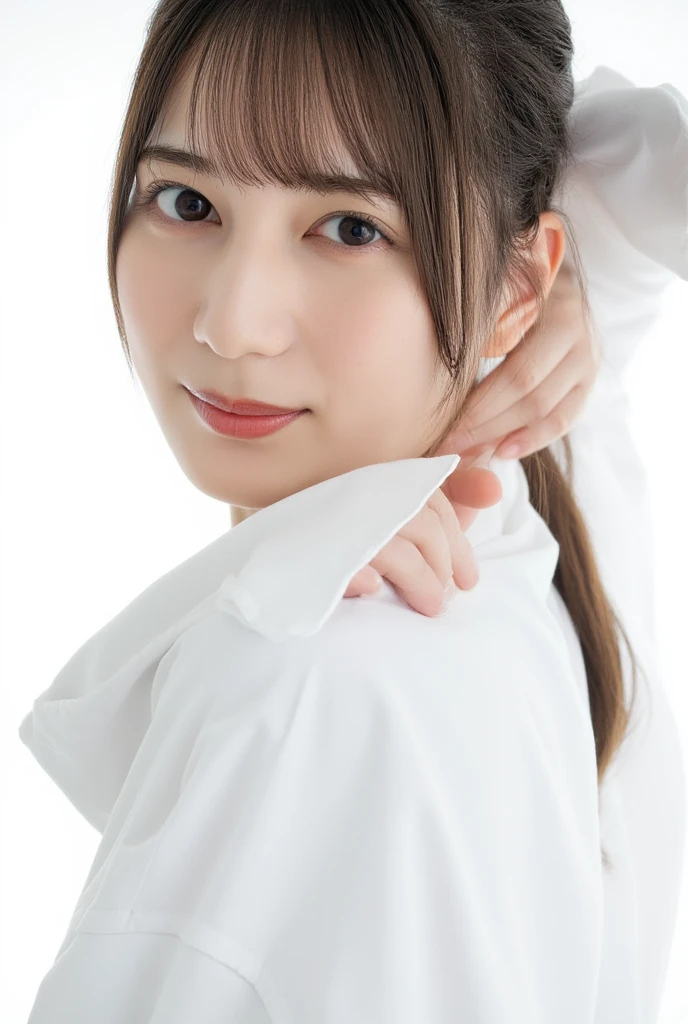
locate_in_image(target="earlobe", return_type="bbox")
[481,212,566,360]
[482,298,537,359]
[536,211,567,298]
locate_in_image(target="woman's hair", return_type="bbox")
[106,0,646,866]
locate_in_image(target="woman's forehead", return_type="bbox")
[152,63,345,164]
[143,64,400,211]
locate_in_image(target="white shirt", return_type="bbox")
[18,66,687,1023]
[553,66,687,1024]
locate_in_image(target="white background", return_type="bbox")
[2,0,687,1020]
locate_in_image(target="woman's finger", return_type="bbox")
[343,454,500,606]
[367,533,455,617]
[451,343,591,453]
[371,500,454,593]
[440,461,502,533]
[494,382,591,459]
[343,565,383,598]
[424,488,480,590]
[364,489,479,614]
[443,461,503,507]
[452,329,572,452]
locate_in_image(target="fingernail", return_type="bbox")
[498,443,521,459]
[458,570,479,591]
[435,581,456,616]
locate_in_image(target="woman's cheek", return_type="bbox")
[117,236,188,365]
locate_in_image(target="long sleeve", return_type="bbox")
[568,67,688,281]
[549,68,688,663]
[558,66,688,382]
[551,68,688,1024]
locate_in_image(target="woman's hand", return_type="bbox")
[342,447,503,618]
[343,252,601,617]
[450,254,602,460]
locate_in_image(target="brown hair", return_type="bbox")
[106,0,645,863]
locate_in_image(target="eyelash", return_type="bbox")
[135,179,393,253]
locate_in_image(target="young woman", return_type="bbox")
[19,2,686,1021]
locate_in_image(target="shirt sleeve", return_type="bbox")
[569,66,688,278]
[560,67,688,379]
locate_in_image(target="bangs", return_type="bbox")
[114,0,486,434]
[143,0,454,220]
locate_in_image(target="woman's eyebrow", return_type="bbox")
[139,144,221,179]
[138,144,399,206]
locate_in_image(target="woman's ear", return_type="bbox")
[482,212,567,359]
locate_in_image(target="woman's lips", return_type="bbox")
[186,387,304,416]
[187,391,308,439]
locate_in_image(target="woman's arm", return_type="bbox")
[558,66,688,381]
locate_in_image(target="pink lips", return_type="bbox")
[187,388,305,416]
[187,390,308,439]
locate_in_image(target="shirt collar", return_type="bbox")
[212,444,551,640]
[18,449,553,833]
[213,454,463,640]
[24,450,528,701]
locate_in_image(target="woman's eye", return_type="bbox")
[142,183,220,224]
[314,213,388,251]
[138,181,390,251]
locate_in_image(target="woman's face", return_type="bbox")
[116,69,456,513]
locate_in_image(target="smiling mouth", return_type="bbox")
[187,389,309,438]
